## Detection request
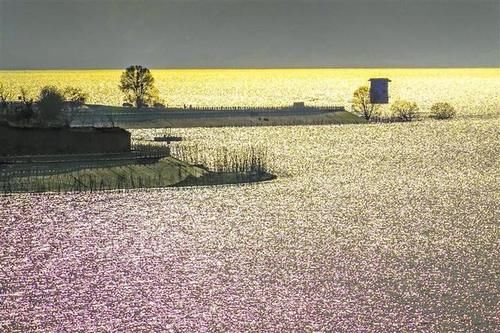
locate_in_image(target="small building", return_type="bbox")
[369,78,391,104]
[293,102,305,109]
[0,122,131,156]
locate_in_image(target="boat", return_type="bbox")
[153,135,182,143]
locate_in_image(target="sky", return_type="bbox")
[0,0,499,69]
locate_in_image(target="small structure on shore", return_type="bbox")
[369,78,391,104]
[154,135,182,143]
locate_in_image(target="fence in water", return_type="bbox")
[0,144,169,182]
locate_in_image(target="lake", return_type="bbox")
[1,68,499,116]
[0,69,499,331]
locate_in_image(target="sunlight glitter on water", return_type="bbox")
[1,68,499,116]
[1,117,499,331]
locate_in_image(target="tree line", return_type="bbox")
[351,86,456,122]
[0,65,457,127]
[0,84,88,126]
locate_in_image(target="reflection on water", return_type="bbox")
[1,68,499,116]
[1,118,498,331]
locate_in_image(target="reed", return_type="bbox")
[131,143,170,159]
[1,171,163,194]
[170,144,269,174]
[0,144,270,194]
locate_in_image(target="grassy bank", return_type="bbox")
[120,110,367,128]
[1,150,274,193]
[174,170,276,187]
[69,104,366,128]
[0,157,203,193]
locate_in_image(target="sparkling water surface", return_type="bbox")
[1,68,499,116]
[1,69,499,332]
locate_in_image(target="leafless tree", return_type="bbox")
[352,86,379,120]
[0,83,13,111]
[119,65,159,108]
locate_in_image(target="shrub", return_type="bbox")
[38,86,65,122]
[391,100,419,122]
[7,108,34,123]
[7,87,35,123]
[430,102,456,120]
[63,87,88,109]
[61,87,88,127]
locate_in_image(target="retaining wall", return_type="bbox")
[0,122,131,156]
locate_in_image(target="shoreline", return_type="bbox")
[71,104,367,128]
[0,156,275,194]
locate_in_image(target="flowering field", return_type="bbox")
[1,116,499,331]
[1,68,499,117]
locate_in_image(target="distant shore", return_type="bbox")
[71,104,367,128]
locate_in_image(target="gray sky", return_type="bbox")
[0,0,499,69]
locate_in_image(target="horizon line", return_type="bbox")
[1,66,499,71]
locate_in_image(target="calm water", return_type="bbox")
[1,69,499,331]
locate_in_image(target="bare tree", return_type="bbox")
[19,87,35,120]
[0,83,13,110]
[352,86,379,121]
[119,65,159,108]
[63,87,88,110]
[62,87,88,127]
[19,87,34,109]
